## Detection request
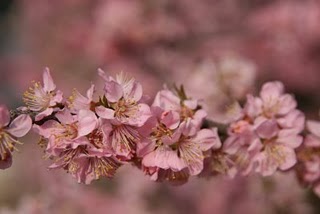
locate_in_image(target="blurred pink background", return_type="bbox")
[0,0,320,213]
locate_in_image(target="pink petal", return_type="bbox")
[35,108,53,121]
[77,110,98,137]
[97,68,108,81]
[183,99,198,110]
[244,95,262,118]
[247,138,263,153]
[55,109,74,124]
[193,109,207,123]
[307,120,320,137]
[68,89,90,112]
[254,152,278,176]
[86,84,95,100]
[126,103,151,127]
[256,119,279,139]
[95,106,115,119]
[126,81,143,102]
[143,147,186,171]
[260,81,284,102]
[161,110,180,129]
[304,135,320,147]
[314,185,320,198]
[278,146,297,171]
[278,94,297,115]
[100,120,113,137]
[277,110,305,132]
[0,104,10,127]
[7,114,32,137]
[276,131,303,149]
[152,90,180,111]
[178,141,204,175]
[194,128,221,151]
[42,67,56,92]
[136,139,156,157]
[50,90,63,105]
[223,136,241,155]
[33,120,60,138]
[104,80,123,102]
[137,116,157,138]
[142,150,164,168]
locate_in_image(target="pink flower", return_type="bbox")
[142,126,221,181]
[244,81,296,119]
[50,147,120,184]
[139,87,221,181]
[34,109,98,155]
[96,69,151,127]
[35,108,122,184]
[223,119,262,176]
[152,89,207,135]
[297,120,320,197]
[93,70,153,159]
[0,105,32,169]
[23,68,63,121]
[224,81,304,176]
[253,119,303,176]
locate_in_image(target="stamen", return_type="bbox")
[0,132,23,161]
[91,157,121,179]
[23,81,52,111]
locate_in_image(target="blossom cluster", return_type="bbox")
[222,81,305,177]
[18,68,220,184]
[2,68,320,197]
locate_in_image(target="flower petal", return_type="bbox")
[7,114,32,137]
[152,90,180,111]
[277,110,305,133]
[0,104,10,127]
[278,146,297,171]
[307,120,320,138]
[126,81,143,102]
[143,147,186,171]
[77,110,98,137]
[35,108,53,121]
[278,94,297,115]
[260,81,284,102]
[256,119,279,139]
[244,95,262,118]
[43,67,56,92]
[161,110,180,130]
[277,129,303,148]
[55,109,74,124]
[86,84,95,100]
[95,106,115,119]
[194,128,221,151]
[104,80,123,102]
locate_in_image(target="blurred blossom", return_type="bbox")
[183,56,256,123]
[247,0,320,92]
[223,81,305,176]
[297,120,320,197]
[0,105,32,169]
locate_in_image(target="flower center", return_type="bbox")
[180,105,194,120]
[113,99,137,119]
[88,129,104,149]
[23,81,52,111]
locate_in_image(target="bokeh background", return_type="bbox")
[1,0,320,213]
